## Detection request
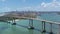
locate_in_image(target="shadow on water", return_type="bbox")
[16,24,41,31]
[1,22,56,34]
[0,23,9,34]
[16,24,55,34]
[11,25,17,34]
[28,29,34,34]
[16,24,28,28]
[0,27,8,34]
[16,24,48,34]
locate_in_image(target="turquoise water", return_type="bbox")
[0,13,60,34]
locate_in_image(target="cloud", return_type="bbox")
[22,0,27,2]
[16,0,60,11]
[0,7,11,12]
[16,7,34,11]
[1,0,60,12]
[40,2,47,7]
[39,0,60,11]
[0,0,7,2]
[41,0,60,7]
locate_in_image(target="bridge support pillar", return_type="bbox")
[59,24,60,34]
[28,19,34,29]
[49,23,53,34]
[42,21,46,33]
[12,19,16,25]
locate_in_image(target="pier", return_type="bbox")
[0,12,60,34]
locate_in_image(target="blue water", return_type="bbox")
[0,13,60,34]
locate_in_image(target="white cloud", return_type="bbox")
[0,7,11,12]
[36,0,60,11]
[41,2,45,7]
[17,7,35,11]
[1,0,59,12]
[41,0,60,8]
[2,0,6,1]
[16,0,60,11]
[22,0,27,2]
[0,0,7,2]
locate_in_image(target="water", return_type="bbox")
[0,13,60,34]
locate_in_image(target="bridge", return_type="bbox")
[0,12,60,34]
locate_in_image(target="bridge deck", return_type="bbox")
[1,16,60,25]
[15,17,60,25]
[0,12,60,25]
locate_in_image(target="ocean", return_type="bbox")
[0,12,60,34]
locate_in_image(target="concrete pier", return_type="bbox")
[28,19,34,29]
[42,21,46,33]
[49,23,53,34]
[12,19,16,25]
[59,24,60,34]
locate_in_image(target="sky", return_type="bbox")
[0,0,60,12]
